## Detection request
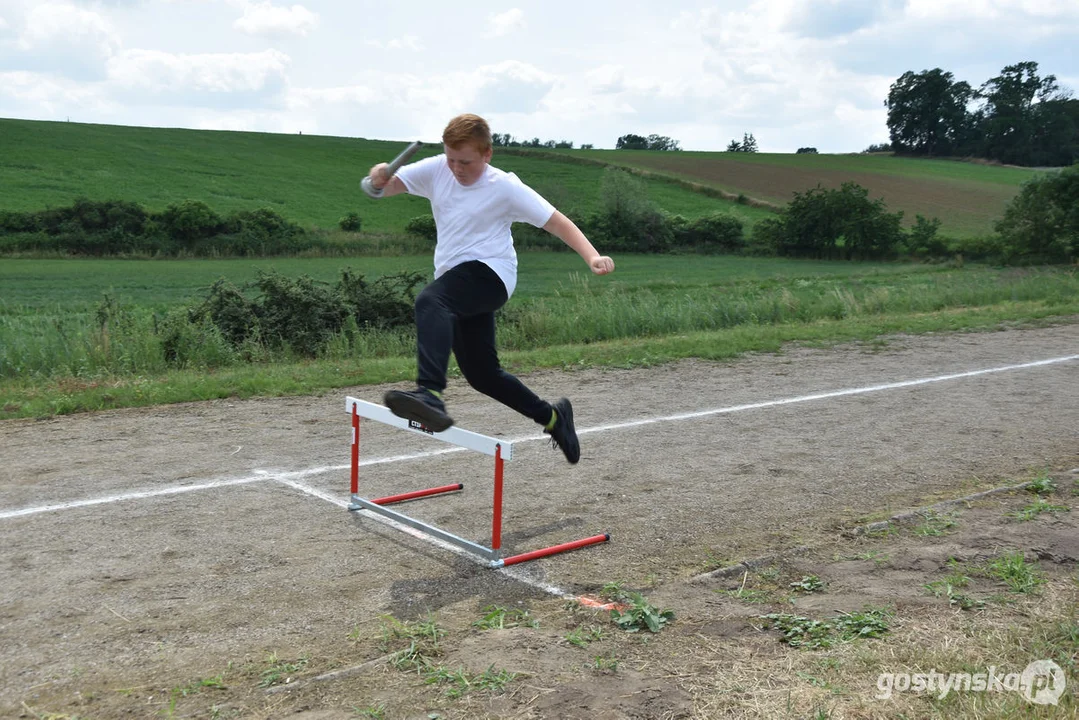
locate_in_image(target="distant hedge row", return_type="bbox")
[0,199,314,256]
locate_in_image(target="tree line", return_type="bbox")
[886,61,1078,166]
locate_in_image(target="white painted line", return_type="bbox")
[0,464,342,521]
[3,354,1075,521]
[0,473,271,520]
[578,353,1079,436]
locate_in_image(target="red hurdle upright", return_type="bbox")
[345,397,609,568]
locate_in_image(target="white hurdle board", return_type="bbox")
[344,396,512,460]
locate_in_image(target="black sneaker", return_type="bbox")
[545,398,580,464]
[384,388,454,433]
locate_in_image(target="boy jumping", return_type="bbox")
[364,113,614,464]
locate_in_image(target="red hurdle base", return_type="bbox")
[496,533,611,567]
[372,483,464,505]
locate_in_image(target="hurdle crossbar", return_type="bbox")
[344,396,608,567]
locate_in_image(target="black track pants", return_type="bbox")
[414,260,551,425]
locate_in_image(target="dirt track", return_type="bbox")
[1,322,1077,718]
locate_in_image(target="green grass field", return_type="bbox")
[0,118,760,233]
[2,255,1076,419]
[0,117,1039,239]
[574,148,1040,237]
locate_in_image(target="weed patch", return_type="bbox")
[759,607,891,649]
[602,582,675,633]
[472,605,539,630]
[1011,497,1069,522]
[565,625,605,647]
[913,510,959,537]
[981,551,1046,594]
[257,653,308,688]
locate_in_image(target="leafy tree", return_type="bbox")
[646,134,681,151]
[616,133,649,150]
[886,69,974,156]
[726,133,758,152]
[978,62,1053,163]
[862,143,892,153]
[796,147,819,154]
[1030,98,1079,166]
[978,62,1072,166]
[995,164,1079,263]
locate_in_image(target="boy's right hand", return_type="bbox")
[368,163,390,189]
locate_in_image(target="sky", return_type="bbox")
[0,0,1076,153]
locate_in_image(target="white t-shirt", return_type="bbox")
[395,154,555,298]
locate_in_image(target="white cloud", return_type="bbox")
[288,84,378,108]
[365,35,423,52]
[905,0,1079,21]
[232,1,318,37]
[106,48,290,101]
[472,60,556,114]
[16,2,119,51]
[0,15,9,31]
[6,2,120,78]
[484,8,524,38]
[0,70,113,119]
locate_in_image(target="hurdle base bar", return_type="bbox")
[349,495,499,561]
[371,483,463,506]
[492,533,611,568]
[350,494,610,568]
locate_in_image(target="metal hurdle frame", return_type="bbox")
[345,397,609,567]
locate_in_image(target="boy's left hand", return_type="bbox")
[590,256,615,275]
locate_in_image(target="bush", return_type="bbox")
[158,310,239,369]
[595,168,673,252]
[906,214,949,258]
[995,164,1079,264]
[337,269,424,329]
[251,271,350,355]
[0,199,323,257]
[338,212,362,232]
[405,215,437,242]
[772,182,905,260]
[223,207,307,256]
[0,210,37,233]
[682,213,744,253]
[166,268,425,360]
[189,279,260,347]
[748,216,788,256]
[0,198,159,255]
[156,200,224,248]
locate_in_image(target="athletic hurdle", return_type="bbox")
[345,397,609,568]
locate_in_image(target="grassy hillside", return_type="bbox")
[575,148,1041,237]
[0,118,1042,239]
[0,118,763,233]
